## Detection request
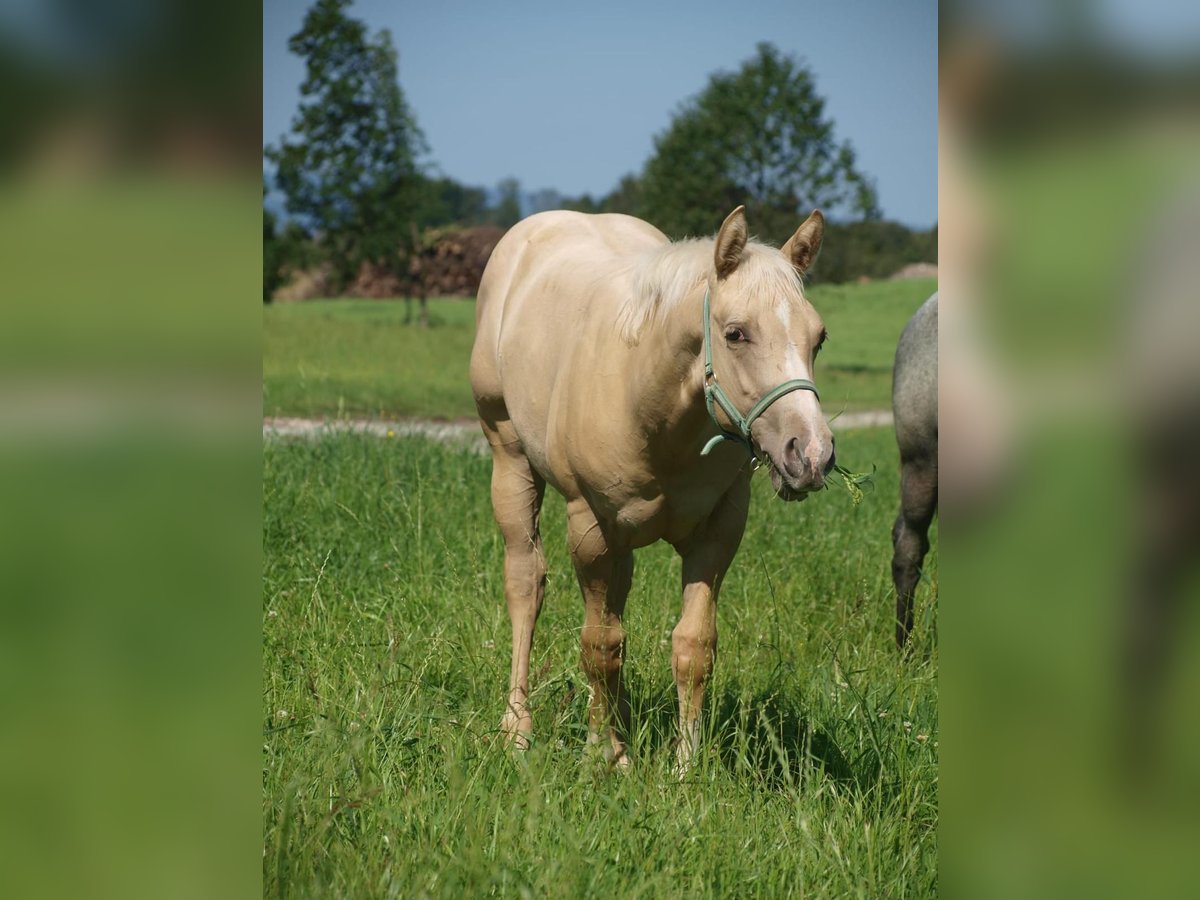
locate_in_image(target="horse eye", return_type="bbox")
[725,327,746,343]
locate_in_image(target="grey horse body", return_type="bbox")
[892,293,938,646]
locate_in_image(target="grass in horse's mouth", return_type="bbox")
[758,453,875,506]
[829,463,876,506]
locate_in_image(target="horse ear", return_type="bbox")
[714,205,748,279]
[782,209,825,275]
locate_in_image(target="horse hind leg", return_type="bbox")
[892,458,937,648]
[482,414,547,749]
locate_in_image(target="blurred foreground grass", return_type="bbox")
[0,175,260,900]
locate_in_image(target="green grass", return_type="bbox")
[263,298,478,420]
[263,428,937,897]
[810,279,937,414]
[262,279,936,420]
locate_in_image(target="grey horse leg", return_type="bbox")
[892,459,937,647]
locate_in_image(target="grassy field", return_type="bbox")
[263,428,938,897]
[262,278,936,420]
[263,298,477,420]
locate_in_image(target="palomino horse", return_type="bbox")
[470,206,834,767]
[891,293,937,647]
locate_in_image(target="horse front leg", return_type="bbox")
[567,501,633,767]
[673,477,749,773]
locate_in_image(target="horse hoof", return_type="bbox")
[584,734,631,771]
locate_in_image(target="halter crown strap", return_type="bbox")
[700,286,819,456]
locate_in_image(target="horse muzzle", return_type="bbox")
[768,435,835,500]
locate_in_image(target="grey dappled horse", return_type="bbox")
[892,293,938,647]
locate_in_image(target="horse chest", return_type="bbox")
[612,495,668,543]
[606,485,723,549]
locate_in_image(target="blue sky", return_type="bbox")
[264,0,937,227]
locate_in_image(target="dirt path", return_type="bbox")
[263,410,893,445]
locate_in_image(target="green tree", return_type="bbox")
[264,203,282,303]
[527,188,562,215]
[639,43,879,244]
[561,192,601,214]
[415,177,489,227]
[265,0,428,291]
[601,174,644,215]
[264,180,319,302]
[815,219,936,283]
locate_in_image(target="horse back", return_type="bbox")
[471,211,667,480]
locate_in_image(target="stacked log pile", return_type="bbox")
[274,263,333,302]
[403,225,506,297]
[889,262,938,281]
[347,262,402,299]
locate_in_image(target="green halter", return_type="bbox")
[701,286,820,456]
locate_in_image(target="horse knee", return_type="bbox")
[671,627,716,687]
[581,623,625,679]
[503,545,545,625]
[504,537,545,585]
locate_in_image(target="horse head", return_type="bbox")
[705,206,835,500]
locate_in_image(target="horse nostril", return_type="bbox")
[825,447,837,475]
[783,437,805,478]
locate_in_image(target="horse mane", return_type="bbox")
[616,238,805,345]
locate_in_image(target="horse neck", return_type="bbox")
[628,285,713,446]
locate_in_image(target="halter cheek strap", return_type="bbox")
[700,286,820,456]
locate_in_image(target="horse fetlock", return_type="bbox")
[673,717,704,778]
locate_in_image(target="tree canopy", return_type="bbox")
[638,43,880,244]
[265,0,428,290]
[263,21,931,300]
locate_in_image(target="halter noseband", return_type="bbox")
[700,286,820,456]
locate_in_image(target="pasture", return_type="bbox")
[263,426,938,896]
[262,278,936,420]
